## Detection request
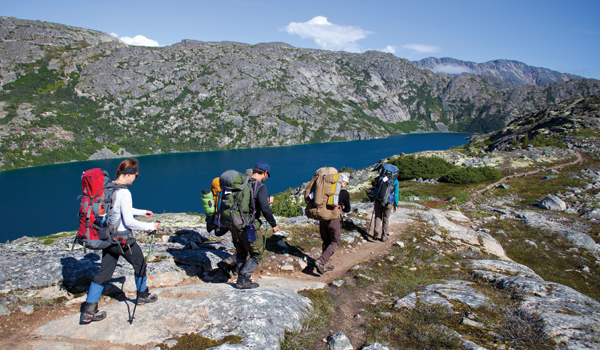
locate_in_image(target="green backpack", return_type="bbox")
[220,172,261,230]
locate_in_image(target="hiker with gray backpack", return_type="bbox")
[78,158,160,324]
[211,162,279,289]
[368,163,399,242]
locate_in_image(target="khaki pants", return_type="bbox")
[374,202,393,239]
[231,225,264,260]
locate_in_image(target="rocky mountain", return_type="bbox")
[413,57,584,86]
[1,16,600,171]
[480,95,600,151]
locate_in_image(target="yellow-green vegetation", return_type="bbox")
[277,223,325,253]
[488,159,588,206]
[483,219,600,302]
[360,225,554,349]
[397,181,472,205]
[517,134,568,149]
[36,231,76,245]
[154,334,242,350]
[280,289,335,350]
[569,129,600,138]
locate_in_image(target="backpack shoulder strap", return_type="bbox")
[108,184,127,235]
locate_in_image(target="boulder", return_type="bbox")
[539,194,567,211]
[327,332,353,350]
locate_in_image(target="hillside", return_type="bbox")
[1,96,599,349]
[1,16,600,171]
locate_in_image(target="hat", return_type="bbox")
[340,174,349,183]
[254,161,271,177]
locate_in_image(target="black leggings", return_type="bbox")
[92,242,146,286]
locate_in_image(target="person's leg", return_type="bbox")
[81,247,119,324]
[373,202,383,239]
[381,204,393,241]
[233,226,259,289]
[122,243,157,304]
[316,219,341,273]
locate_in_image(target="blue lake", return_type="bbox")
[0,133,471,241]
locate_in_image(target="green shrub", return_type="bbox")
[271,189,303,217]
[441,166,502,184]
[389,155,456,181]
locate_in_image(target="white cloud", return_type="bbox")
[284,16,372,52]
[433,64,473,75]
[380,45,397,54]
[401,43,441,53]
[109,32,119,38]
[118,35,159,47]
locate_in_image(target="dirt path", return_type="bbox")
[472,151,583,198]
[255,222,409,285]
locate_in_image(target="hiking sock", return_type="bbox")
[86,282,104,303]
[135,276,147,293]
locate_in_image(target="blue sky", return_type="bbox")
[3,0,600,79]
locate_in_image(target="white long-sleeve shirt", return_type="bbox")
[109,188,155,233]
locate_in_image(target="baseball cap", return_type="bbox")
[340,174,349,183]
[254,161,271,177]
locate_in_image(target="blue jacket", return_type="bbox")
[392,179,399,207]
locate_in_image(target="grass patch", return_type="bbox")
[154,334,242,350]
[280,289,335,349]
[484,219,600,301]
[397,181,473,204]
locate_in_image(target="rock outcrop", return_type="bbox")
[2,16,600,170]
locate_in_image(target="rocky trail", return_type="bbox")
[1,143,600,349]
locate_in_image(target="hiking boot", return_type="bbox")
[372,232,380,241]
[381,235,388,242]
[136,289,158,305]
[324,263,335,272]
[235,275,259,289]
[315,260,326,274]
[80,302,106,324]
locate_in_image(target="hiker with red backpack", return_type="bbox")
[79,158,160,324]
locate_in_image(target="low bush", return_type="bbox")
[441,166,503,184]
[389,155,456,181]
[271,189,303,217]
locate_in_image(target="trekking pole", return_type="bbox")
[129,257,145,325]
[260,223,269,275]
[146,221,160,262]
[366,183,382,237]
[130,221,159,325]
[366,208,375,236]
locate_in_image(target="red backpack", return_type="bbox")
[75,168,125,250]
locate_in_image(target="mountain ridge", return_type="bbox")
[413,56,583,86]
[1,16,599,170]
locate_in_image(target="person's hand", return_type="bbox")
[269,196,274,204]
[154,221,161,231]
[145,210,153,218]
[393,207,397,213]
[272,225,279,233]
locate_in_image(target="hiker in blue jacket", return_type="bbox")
[80,158,160,324]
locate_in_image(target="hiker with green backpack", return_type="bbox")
[226,162,279,289]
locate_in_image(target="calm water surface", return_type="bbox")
[0,133,471,241]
